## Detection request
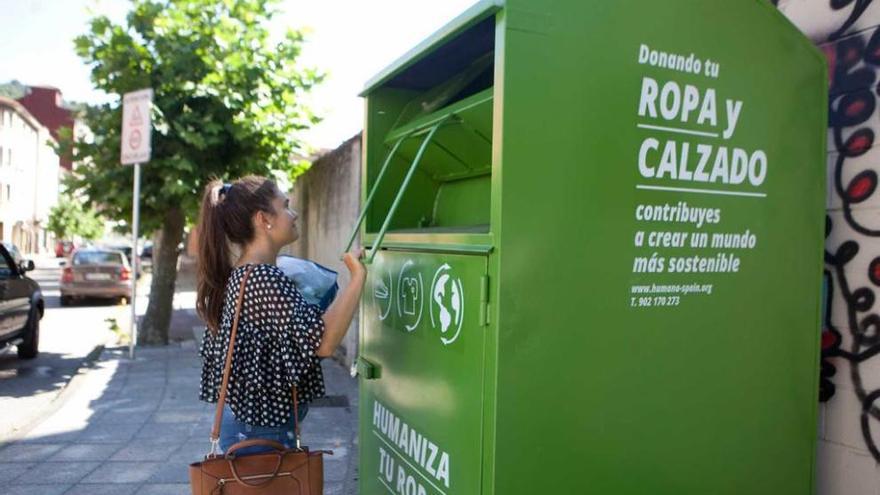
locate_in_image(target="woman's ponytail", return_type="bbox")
[196,179,233,334]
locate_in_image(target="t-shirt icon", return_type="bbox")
[401,277,420,316]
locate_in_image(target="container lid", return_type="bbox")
[360,0,503,96]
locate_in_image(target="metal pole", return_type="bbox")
[129,162,141,359]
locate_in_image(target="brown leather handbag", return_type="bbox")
[190,266,328,494]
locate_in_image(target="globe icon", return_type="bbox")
[431,266,464,344]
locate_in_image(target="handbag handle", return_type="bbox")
[224,439,287,458]
[208,264,305,455]
[229,451,284,487]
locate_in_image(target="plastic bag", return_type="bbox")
[276,255,339,311]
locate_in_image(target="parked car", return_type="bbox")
[55,240,75,258]
[140,242,153,272]
[138,241,185,272]
[102,243,149,279]
[0,243,43,359]
[104,244,133,265]
[60,248,132,306]
[3,242,23,266]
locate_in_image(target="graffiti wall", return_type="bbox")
[776,0,880,492]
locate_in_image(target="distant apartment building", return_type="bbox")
[17,85,75,171]
[0,96,60,254]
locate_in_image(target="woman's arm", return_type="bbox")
[316,249,366,358]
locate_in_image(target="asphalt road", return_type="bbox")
[0,256,126,443]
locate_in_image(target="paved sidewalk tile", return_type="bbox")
[0,443,64,462]
[66,484,139,495]
[0,462,33,482]
[81,461,165,484]
[10,461,100,484]
[3,485,71,495]
[147,462,190,483]
[136,483,191,494]
[50,443,123,461]
[110,443,182,462]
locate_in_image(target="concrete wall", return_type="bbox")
[285,134,362,369]
[775,1,880,493]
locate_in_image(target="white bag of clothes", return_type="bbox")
[276,255,339,311]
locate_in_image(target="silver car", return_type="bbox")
[60,248,132,306]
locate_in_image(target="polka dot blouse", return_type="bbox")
[199,263,326,427]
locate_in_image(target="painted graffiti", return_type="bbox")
[819,6,880,461]
[828,0,874,41]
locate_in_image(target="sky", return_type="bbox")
[0,0,479,151]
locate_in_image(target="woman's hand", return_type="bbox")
[317,248,366,358]
[343,248,367,281]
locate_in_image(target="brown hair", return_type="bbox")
[196,175,279,333]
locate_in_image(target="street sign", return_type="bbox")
[120,88,152,358]
[121,88,153,165]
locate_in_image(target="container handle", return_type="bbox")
[365,120,445,264]
[341,134,409,257]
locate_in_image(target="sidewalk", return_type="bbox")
[0,342,359,494]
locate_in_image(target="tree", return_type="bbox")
[0,80,27,99]
[56,0,322,344]
[47,194,105,241]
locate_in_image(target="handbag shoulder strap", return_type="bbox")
[208,264,304,453]
[210,265,254,449]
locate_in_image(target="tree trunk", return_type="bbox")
[139,207,185,345]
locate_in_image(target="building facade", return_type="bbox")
[17,86,75,171]
[0,97,60,254]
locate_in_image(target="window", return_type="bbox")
[0,249,12,279]
[73,251,125,266]
[6,185,10,202]
[3,242,22,266]
[0,146,4,166]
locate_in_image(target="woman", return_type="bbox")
[196,175,366,454]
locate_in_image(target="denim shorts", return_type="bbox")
[218,403,309,455]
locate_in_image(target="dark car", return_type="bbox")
[139,241,184,272]
[3,242,23,266]
[0,243,43,359]
[139,242,154,272]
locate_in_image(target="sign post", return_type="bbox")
[121,88,153,359]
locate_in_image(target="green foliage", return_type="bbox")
[47,194,105,240]
[0,80,27,99]
[56,0,323,233]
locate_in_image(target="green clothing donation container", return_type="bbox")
[347,0,827,493]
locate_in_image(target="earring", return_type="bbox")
[267,224,273,230]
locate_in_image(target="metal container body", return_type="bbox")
[357,1,827,493]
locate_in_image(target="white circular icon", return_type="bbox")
[430,264,464,345]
